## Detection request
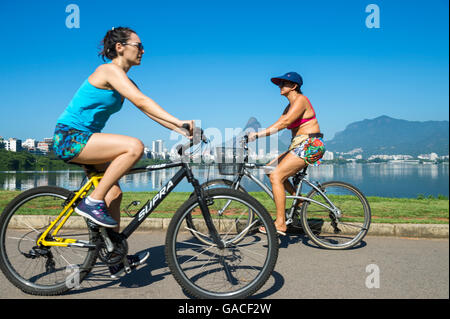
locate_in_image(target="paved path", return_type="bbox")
[0,231,448,299]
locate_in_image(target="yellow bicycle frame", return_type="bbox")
[36,173,104,247]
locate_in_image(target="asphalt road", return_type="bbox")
[0,231,448,299]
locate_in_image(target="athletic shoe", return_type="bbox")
[109,252,150,279]
[75,198,118,228]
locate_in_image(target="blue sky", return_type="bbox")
[0,0,448,148]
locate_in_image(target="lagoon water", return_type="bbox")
[0,163,448,199]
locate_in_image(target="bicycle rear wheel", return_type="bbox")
[0,186,98,295]
[165,188,278,299]
[300,181,371,250]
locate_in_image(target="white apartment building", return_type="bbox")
[22,138,37,150]
[322,151,334,160]
[2,138,22,152]
[418,153,439,161]
[152,140,163,154]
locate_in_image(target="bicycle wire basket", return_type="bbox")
[216,147,244,175]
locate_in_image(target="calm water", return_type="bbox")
[0,163,448,198]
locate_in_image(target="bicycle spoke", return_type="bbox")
[0,187,97,295]
[167,188,278,298]
[301,182,371,249]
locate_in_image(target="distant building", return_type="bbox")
[368,154,413,161]
[37,138,53,154]
[3,138,22,152]
[152,140,163,154]
[22,138,37,150]
[323,151,334,160]
[418,153,439,161]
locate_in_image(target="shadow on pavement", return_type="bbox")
[68,242,284,299]
[278,226,367,250]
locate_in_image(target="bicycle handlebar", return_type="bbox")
[176,123,208,156]
[241,135,249,150]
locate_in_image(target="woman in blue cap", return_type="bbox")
[248,72,325,235]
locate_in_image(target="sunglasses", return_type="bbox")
[122,42,144,51]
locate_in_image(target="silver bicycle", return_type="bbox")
[199,136,371,250]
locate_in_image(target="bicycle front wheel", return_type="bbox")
[300,181,371,250]
[165,188,278,299]
[187,179,253,245]
[0,186,98,295]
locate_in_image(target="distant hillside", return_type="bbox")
[326,115,449,156]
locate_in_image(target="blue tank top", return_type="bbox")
[56,79,124,133]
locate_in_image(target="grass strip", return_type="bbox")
[0,190,448,224]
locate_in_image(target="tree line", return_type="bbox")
[0,149,170,171]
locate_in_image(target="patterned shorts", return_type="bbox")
[53,123,93,162]
[290,137,326,166]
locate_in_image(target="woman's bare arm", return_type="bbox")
[103,64,184,128]
[256,98,307,138]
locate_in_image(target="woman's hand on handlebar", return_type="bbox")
[180,120,195,138]
[247,132,258,142]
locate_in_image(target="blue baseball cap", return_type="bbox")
[271,72,303,88]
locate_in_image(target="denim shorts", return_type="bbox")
[53,123,93,162]
[290,137,326,166]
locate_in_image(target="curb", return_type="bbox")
[8,216,449,239]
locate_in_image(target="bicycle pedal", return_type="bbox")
[86,219,99,229]
[122,258,132,274]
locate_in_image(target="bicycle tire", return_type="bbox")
[0,186,99,295]
[165,188,278,299]
[300,181,371,250]
[187,179,253,245]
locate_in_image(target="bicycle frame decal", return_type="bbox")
[137,180,174,222]
[122,166,187,238]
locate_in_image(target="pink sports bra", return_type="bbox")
[287,96,316,130]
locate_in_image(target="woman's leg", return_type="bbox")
[105,183,123,232]
[269,152,307,232]
[266,152,298,197]
[86,163,124,232]
[71,133,144,201]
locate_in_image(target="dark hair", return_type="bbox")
[285,80,302,94]
[98,27,136,61]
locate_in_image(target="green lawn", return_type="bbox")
[0,190,448,224]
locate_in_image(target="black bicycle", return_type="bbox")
[197,136,371,250]
[0,130,279,299]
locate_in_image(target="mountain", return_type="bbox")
[325,115,449,156]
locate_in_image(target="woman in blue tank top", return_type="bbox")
[52,27,194,277]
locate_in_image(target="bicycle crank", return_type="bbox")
[97,228,129,266]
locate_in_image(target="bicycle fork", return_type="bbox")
[186,166,225,249]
